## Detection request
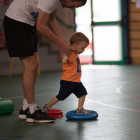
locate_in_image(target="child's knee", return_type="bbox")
[56,95,68,101]
[78,94,87,98]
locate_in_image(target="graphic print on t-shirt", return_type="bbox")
[31,12,39,18]
[76,58,81,73]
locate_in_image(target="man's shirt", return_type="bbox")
[5,0,60,26]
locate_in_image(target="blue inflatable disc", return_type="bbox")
[66,110,98,120]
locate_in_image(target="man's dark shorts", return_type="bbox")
[56,80,88,101]
[4,16,38,57]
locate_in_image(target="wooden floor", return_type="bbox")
[0,65,140,140]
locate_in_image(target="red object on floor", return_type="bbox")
[0,32,4,51]
[47,109,63,118]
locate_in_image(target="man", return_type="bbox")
[4,0,87,123]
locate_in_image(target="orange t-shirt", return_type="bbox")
[61,52,81,82]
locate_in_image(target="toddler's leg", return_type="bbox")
[77,95,92,114]
[47,96,59,108]
[42,97,59,113]
[78,95,86,110]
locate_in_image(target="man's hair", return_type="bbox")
[72,0,87,5]
[70,32,89,44]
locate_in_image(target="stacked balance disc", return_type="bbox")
[0,98,14,115]
[47,109,63,118]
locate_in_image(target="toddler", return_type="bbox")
[42,32,92,114]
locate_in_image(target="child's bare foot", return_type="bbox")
[77,108,92,114]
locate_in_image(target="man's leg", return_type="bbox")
[19,53,55,122]
[19,53,38,119]
[20,53,38,112]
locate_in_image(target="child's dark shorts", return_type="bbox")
[56,80,87,101]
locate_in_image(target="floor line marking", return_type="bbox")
[12,96,140,114]
[3,80,116,100]
[116,83,140,101]
[3,81,140,113]
[86,98,140,113]
[4,93,57,100]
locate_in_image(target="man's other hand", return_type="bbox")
[59,42,74,57]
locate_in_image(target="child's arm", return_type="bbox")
[62,46,74,64]
[62,55,69,64]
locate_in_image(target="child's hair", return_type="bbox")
[70,32,89,45]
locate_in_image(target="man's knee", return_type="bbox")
[21,56,38,71]
[29,62,38,71]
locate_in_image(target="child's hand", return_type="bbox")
[62,55,69,64]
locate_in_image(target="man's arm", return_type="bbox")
[37,9,73,56]
[48,9,70,45]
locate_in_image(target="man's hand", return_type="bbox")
[59,42,74,57]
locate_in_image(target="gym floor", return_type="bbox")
[0,65,140,140]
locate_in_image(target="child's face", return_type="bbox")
[72,41,89,54]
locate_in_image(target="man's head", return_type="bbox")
[60,0,87,10]
[70,32,89,54]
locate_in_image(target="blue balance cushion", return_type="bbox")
[66,110,98,120]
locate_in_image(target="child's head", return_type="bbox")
[70,32,89,54]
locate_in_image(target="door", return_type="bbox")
[75,0,93,63]
[92,0,125,64]
[75,0,125,65]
